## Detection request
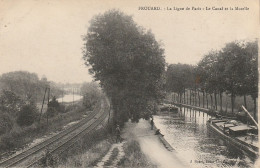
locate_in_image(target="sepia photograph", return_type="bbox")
[0,0,259,167]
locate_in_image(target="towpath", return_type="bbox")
[122,119,188,168]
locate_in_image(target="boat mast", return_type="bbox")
[241,105,258,128]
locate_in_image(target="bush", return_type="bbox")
[16,104,38,126]
[48,96,60,111]
[0,112,13,135]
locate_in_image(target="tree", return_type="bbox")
[83,10,165,123]
[244,41,258,119]
[197,50,225,110]
[165,63,194,103]
[220,41,249,113]
[17,104,38,126]
[0,71,39,101]
[0,90,25,115]
[80,82,101,110]
[47,96,60,117]
[0,111,13,135]
[0,71,63,103]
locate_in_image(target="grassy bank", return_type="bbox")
[56,130,156,168]
[0,101,92,157]
[56,126,113,168]
[118,140,156,168]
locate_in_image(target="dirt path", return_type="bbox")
[95,119,188,168]
[122,119,188,168]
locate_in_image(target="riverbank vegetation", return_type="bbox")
[80,82,102,110]
[0,71,63,103]
[0,101,89,156]
[165,40,258,120]
[118,140,156,168]
[55,115,114,167]
[0,71,103,156]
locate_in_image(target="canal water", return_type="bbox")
[154,107,256,168]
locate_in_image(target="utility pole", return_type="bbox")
[39,87,47,122]
[62,85,63,104]
[73,88,74,106]
[47,87,50,129]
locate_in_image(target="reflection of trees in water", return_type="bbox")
[162,107,254,168]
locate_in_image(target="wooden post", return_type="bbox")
[220,93,223,112]
[194,85,197,106]
[198,90,200,107]
[39,87,47,122]
[242,105,258,128]
[47,87,50,128]
[190,89,192,105]
[206,93,209,109]
[214,92,217,110]
[202,91,205,108]
[183,88,186,104]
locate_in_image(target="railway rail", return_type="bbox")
[0,99,109,168]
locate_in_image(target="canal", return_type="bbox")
[154,107,256,168]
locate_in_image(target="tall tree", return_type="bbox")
[197,51,224,110]
[83,10,165,123]
[220,41,248,113]
[244,41,258,119]
[165,63,194,104]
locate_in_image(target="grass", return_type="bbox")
[57,139,112,168]
[57,134,157,168]
[55,97,113,167]
[104,147,119,166]
[117,140,157,168]
[0,101,93,156]
[56,126,114,168]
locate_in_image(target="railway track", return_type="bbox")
[0,99,109,168]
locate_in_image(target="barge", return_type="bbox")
[159,103,179,116]
[207,118,258,160]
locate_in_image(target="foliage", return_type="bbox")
[118,140,156,168]
[0,71,63,103]
[83,10,165,123]
[0,90,25,115]
[16,103,38,126]
[166,63,194,93]
[244,41,258,100]
[0,112,14,135]
[167,40,257,117]
[197,50,225,94]
[47,96,60,117]
[80,82,101,110]
[0,102,89,154]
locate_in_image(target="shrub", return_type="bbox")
[0,112,13,135]
[16,104,38,126]
[48,96,60,111]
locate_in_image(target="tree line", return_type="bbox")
[166,40,258,119]
[0,71,64,134]
[0,71,63,103]
[83,10,258,125]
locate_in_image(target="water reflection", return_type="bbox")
[154,107,255,168]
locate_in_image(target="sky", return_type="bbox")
[0,0,258,83]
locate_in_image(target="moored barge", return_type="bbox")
[207,118,258,160]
